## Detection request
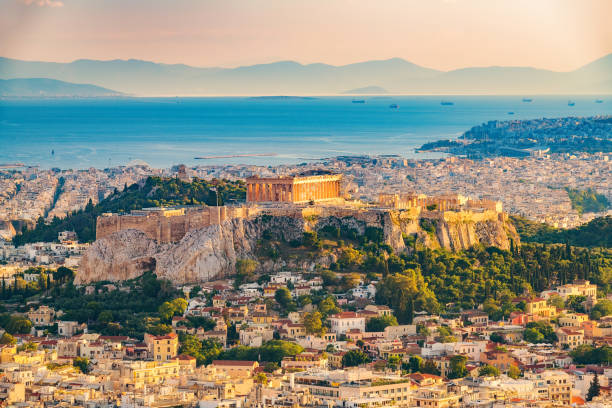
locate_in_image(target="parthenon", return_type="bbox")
[246,174,342,203]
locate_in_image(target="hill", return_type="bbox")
[12,177,246,245]
[511,215,612,248]
[0,78,122,97]
[1,53,611,95]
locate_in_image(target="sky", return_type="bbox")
[1,0,611,71]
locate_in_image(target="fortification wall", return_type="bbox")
[95,206,252,243]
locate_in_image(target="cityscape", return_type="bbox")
[1,1,612,408]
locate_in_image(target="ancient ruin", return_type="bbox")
[246,174,342,203]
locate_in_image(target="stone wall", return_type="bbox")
[96,206,255,243]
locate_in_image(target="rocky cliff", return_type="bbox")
[77,207,519,284]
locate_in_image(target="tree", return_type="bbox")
[303,311,326,336]
[365,315,398,332]
[489,332,505,344]
[421,360,441,375]
[523,322,557,344]
[375,269,439,323]
[408,355,423,373]
[478,364,500,377]
[508,364,521,379]
[447,355,468,379]
[590,300,612,320]
[318,296,340,317]
[587,373,600,401]
[320,270,337,286]
[97,310,113,324]
[255,372,268,385]
[0,332,16,345]
[548,294,565,310]
[275,288,292,309]
[342,350,371,367]
[189,286,202,299]
[387,355,401,370]
[73,357,91,373]
[235,259,258,287]
[158,298,188,323]
[570,345,612,365]
[523,327,544,343]
[5,316,32,334]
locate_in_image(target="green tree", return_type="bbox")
[235,259,258,287]
[587,373,600,401]
[342,350,371,367]
[478,364,500,377]
[387,355,401,370]
[447,355,468,379]
[365,315,398,332]
[421,360,441,375]
[275,288,292,309]
[569,345,612,365]
[303,311,326,336]
[0,332,16,345]
[548,294,565,310]
[158,298,188,323]
[73,357,91,373]
[524,322,557,344]
[255,372,268,385]
[508,364,521,379]
[318,296,340,317]
[408,355,423,373]
[97,310,113,324]
[375,269,439,323]
[590,300,612,320]
[489,332,505,344]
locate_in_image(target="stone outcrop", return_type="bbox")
[78,207,519,284]
[0,220,16,240]
[76,229,160,284]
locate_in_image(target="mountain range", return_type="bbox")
[0,54,611,96]
[0,78,122,97]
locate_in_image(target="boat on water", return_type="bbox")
[568,101,575,106]
[595,99,604,103]
[352,99,366,104]
[508,112,514,115]
[389,104,399,109]
[522,98,533,102]
[440,101,454,106]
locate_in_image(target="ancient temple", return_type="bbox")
[246,174,342,203]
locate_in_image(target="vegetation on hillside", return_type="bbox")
[512,215,611,248]
[12,176,246,245]
[565,188,610,215]
[254,217,611,323]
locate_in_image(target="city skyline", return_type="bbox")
[1,0,612,72]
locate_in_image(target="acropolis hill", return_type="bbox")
[79,174,518,284]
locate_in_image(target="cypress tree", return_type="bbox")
[587,373,600,401]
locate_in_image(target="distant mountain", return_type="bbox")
[343,85,388,94]
[0,78,122,97]
[1,54,611,96]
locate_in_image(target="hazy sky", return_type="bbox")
[1,0,611,71]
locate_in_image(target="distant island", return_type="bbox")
[0,78,123,97]
[342,85,388,94]
[417,116,612,158]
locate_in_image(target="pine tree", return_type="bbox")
[587,373,600,401]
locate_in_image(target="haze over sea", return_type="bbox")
[1,95,610,170]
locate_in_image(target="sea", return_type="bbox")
[0,95,610,169]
